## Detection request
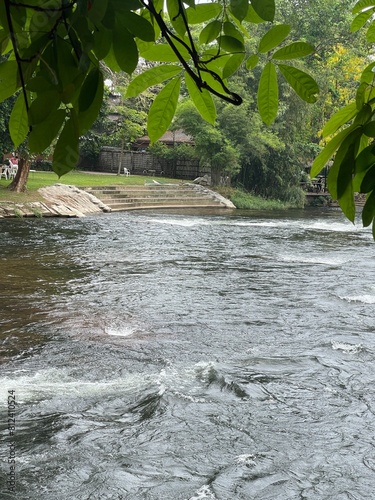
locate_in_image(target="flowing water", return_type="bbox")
[0,208,375,500]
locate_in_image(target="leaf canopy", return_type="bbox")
[0,0,317,183]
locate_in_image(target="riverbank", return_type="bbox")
[0,171,178,218]
[2,169,348,218]
[0,183,236,218]
[0,171,297,218]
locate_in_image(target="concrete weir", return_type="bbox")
[84,182,236,211]
[0,183,235,218]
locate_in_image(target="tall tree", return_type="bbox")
[174,99,241,185]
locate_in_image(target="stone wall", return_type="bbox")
[98,147,209,179]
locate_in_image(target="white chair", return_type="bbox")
[0,165,9,179]
[124,167,130,176]
[9,165,18,179]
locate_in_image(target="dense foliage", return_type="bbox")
[0,0,317,178]
[1,0,375,234]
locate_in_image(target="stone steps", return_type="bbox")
[84,183,234,211]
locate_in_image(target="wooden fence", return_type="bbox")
[98,147,209,179]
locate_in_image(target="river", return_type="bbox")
[0,208,375,499]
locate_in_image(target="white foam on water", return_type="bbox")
[187,485,217,500]
[0,368,150,404]
[148,218,209,227]
[173,391,206,403]
[235,454,257,467]
[105,325,136,337]
[279,254,347,266]
[0,362,214,408]
[338,294,375,304]
[307,221,356,232]
[331,341,363,353]
[143,216,373,239]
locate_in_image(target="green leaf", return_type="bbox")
[361,163,375,193]
[230,0,248,22]
[199,21,221,44]
[218,35,244,52]
[0,60,19,102]
[366,20,375,42]
[277,64,319,103]
[199,20,222,44]
[93,28,112,60]
[353,168,368,192]
[103,45,121,72]
[338,178,355,222]
[251,0,275,22]
[88,0,108,23]
[246,54,259,70]
[26,75,55,92]
[363,121,375,137]
[362,189,375,226]
[327,134,360,221]
[353,102,372,126]
[355,144,375,172]
[0,29,10,55]
[28,90,61,125]
[356,82,368,109]
[322,102,358,138]
[336,141,358,199]
[0,2,8,35]
[244,5,265,23]
[147,77,181,144]
[258,25,291,53]
[78,68,99,114]
[223,53,245,78]
[272,42,314,60]
[185,72,216,124]
[353,0,375,15]
[203,50,230,69]
[113,25,138,74]
[28,109,66,153]
[29,9,59,44]
[351,9,374,32]
[118,11,155,42]
[54,36,79,89]
[126,65,181,98]
[200,70,229,96]
[257,61,278,126]
[223,21,244,43]
[53,112,80,177]
[101,1,116,29]
[9,93,29,148]
[111,0,142,10]
[167,0,186,36]
[360,61,375,84]
[139,42,189,62]
[310,125,358,177]
[77,69,104,135]
[186,3,223,24]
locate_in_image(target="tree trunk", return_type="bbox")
[117,139,124,175]
[8,157,30,192]
[211,167,221,186]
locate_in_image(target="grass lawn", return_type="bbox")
[0,170,181,203]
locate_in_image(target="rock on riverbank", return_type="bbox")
[0,184,111,218]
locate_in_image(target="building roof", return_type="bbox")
[134,130,194,147]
